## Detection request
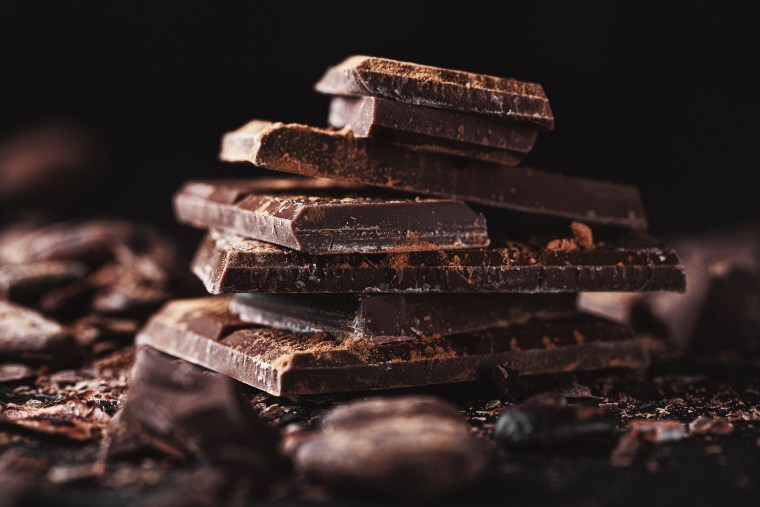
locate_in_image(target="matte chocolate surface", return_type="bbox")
[174,179,489,254]
[136,298,652,396]
[230,293,577,343]
[193,229,685,294]
[220,121,647,229]
[329,96,538,165]
[315,55,554,128]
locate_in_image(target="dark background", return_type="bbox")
[1,2,757,247]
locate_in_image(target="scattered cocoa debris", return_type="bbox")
[286,396,486,499]
[0,364,36,384]
[544,237,579,252]
[611,419,688,467]
[689,415,734,436]
[104,347,284,487]
[570,221,595,250]
[545,222,596,252]
[494,394,616,451]
[0,219,197,364]
[0,396,110,441]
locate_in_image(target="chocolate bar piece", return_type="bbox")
[315,55,554,128]
[174,179,489,254]
[230,293,576,343]
[137,298,651,396]
[193,229,685,294]
[329,96,537,165]
[220,121,647,229]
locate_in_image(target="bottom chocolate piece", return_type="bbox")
[230,293,576,343]
[136,298,652,396]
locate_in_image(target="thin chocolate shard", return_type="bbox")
[329,96,538,164]
[193,229,685,294]
[315,55,554,128]
[220,121,647,229]
[0,301,80,365]
[136,298,652,396]
[174,179,489,254]
[288,396,486,498]
[230,293,576,343]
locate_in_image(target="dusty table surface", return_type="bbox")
[1,348,759,507]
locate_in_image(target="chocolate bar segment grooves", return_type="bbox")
[174,179,489,254]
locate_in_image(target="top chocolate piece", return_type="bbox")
[315,55,554,129]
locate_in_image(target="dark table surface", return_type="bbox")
[2,348,758,507]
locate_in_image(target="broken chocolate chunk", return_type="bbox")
[137,298,652,396]
[193,229,685,294]
[0,397,111,441]
[219,121,647,229]
[174,179,489,254]
[104,347,283,482]
[315,55,554,128]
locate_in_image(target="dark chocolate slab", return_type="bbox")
[193,229,685,294]
[136,298,652,396]
[219,121,647,229]
[314,55,554,128]
[329,96,538,165]
[174,179,489,254]
[230,293,576,343]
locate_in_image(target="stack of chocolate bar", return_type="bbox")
[138,56,685,396]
